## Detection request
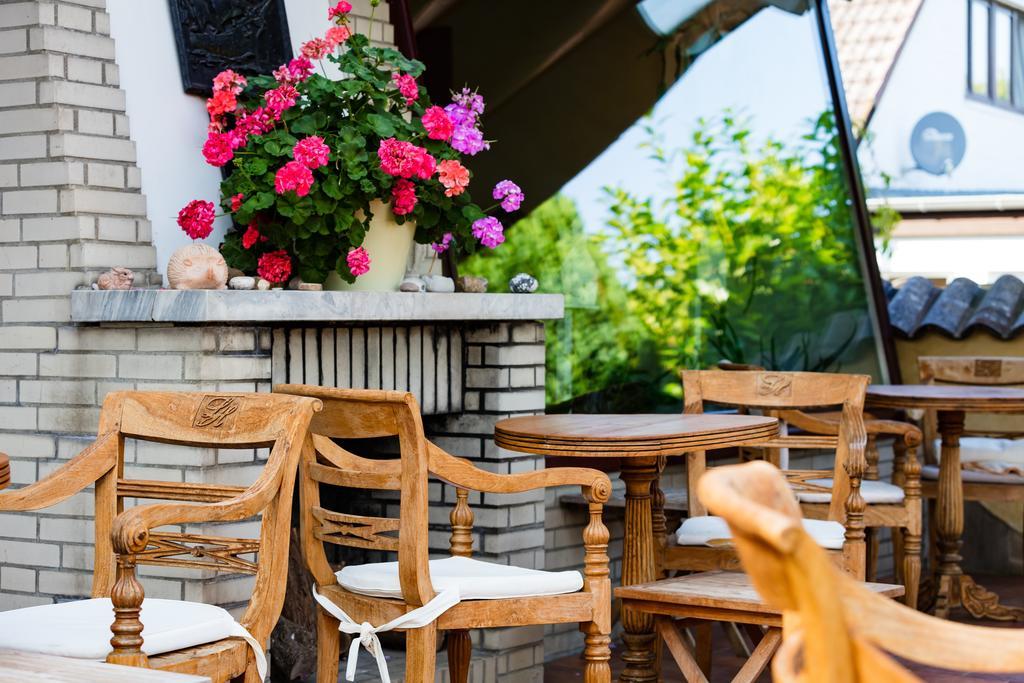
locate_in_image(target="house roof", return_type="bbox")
[887,274,1024,340]
[830,0,923,128]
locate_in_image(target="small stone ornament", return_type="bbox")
[167,243,228,290]
[297,282,323,291]
[256,278,272,291]
[96,267,134,290]
[509,273,538,294]
[229,276,256,290]
[400,276,426,292]
[424,275,455,293]
[456,275,488,293]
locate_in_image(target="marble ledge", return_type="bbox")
[71,289,565,324]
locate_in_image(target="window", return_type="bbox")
[968,0,1024,109]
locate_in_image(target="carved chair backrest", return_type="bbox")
[918,356,1024,459]
[36,391,318,640]
[275,384,437,608]
[682,370,869,520]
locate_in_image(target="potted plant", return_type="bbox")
[175,1,524,291]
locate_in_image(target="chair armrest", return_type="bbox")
[427,442,611,503]
[0,432,118,512]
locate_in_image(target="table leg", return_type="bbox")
[933,409,964,618]
[620,457,659,683]
[934,410,1024,620]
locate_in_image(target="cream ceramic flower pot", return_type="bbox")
[325,199,415,292]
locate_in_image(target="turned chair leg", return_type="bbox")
[902,527,922,609]
[582,622,612,683]
[447,629,471,683]
[316,606,341,683]
[406,623,439,683]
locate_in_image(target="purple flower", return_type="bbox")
[453,87,485,115]
[472,216,504,249]
[451,124,488,156]
[431,232,453,254]
[444,103,475,127]
[492,180,523,212]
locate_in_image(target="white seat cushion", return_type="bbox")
[935,437,1024,464]
[921,463,1024,484]
[794,478,905,504]
[0,598,248,661]
[336,556,583,600]
[676,515,845,550]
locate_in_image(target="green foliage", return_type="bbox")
[218,31,489,282]
[604,111,878,373]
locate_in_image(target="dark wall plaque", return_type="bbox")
[168,0,293,95]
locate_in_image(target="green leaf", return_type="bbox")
[366,113,396,138]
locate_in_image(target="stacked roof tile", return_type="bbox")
[887,275,1024,340]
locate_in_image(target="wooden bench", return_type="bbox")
[617,570,904,683]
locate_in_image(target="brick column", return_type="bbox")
[426,322,548,683]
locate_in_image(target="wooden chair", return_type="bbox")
[274,384,613,683]
[699,460,1024,682]
[919,355,1024,485]
[671,370,929,606]
[716,361,923,594]
[0,391,322,683]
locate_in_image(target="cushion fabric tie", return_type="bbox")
[312,585,461,683]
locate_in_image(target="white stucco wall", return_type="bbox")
[106,0,345,283]
[861,0,1024,195]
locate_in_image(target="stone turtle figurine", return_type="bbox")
[96,267,134,290]
[509,273,538,294]
[167,243,228,290]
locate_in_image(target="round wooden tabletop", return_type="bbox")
[0,453,9,490]
[867,384,1024,412]
[494,413,779,458]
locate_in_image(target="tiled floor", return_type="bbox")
[545,575,1024,682]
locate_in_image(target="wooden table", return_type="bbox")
[616,571,904,683]
[0,453,8,490]
[0,649,210,682]
[494,413,779,683]
[867,384,1024,620]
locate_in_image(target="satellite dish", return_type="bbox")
[910,112,966,175]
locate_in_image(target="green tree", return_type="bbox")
[462,196,667,410]
[602,111,881,373]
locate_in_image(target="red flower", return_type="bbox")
[242,223,261,249]
[257,250,292,283]
[293,136,330,169]
[230,193,244,212]
[177,199,215,240]
[391,179,417,215]
[206,90,236,117]
[391,72,418,106]
[421,106,454,141]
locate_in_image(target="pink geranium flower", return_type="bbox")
[274,160,315,196]
[347,246,371,276]
[391,179,417,215]
[264,84,298,116]
[301,38,330,60]
[437,159,469,197]
[378,138,433,179]
[492,179,524,212]
[328,1,352,21]
[202,132,234,167]
[273,57,314,85]
[230,193,244,212]
[212,69,246,95]
[293,136,330,169]
[421,106,454,141]
[257,250,292,283]
[392,72,418,106]
[325,25,351,49]
[177,199,216,240]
